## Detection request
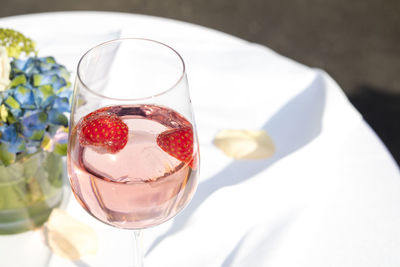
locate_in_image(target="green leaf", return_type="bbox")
[14,138,26,153]
[0,160,24,183]
[7,112,16,124]
[48,111,68,126]
[53,143,67,156]
[26,176,44,203]
[0,162,27,209]
[22,152,40,179]
[22,152,45,203]
[0,143,16,166]
[45,57,56,64]
[5,96,20,109]
[30,130,44,141]
[43,152,63,188]
[38,112,47,123]
[38,84,54,100]
[16,85,29,95]
[9,75,27,88]
[32,74,42,87]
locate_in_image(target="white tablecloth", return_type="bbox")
[1,11,400,267]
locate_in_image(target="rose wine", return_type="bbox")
[68,105,198,229]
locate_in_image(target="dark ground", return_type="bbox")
[1,0,399,165]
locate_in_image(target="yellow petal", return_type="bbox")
[45,209,98,260]
[214,129,275,160]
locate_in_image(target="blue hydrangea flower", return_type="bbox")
[0,124,25,154]
[0,56,71,165]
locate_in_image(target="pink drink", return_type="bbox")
[68,105,198,229]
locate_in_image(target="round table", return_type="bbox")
[1,11,399,267]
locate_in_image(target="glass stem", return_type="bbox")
[133,230,144,267]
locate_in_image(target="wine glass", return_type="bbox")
[67,38,199,266]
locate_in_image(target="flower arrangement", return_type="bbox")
[0,28,72,234]
[0,28,71,166]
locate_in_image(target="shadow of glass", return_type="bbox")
[221,210,299,267]
[146,72,327,255]
[72,260,92,267]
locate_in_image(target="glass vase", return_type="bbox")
[0,150,64,234]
